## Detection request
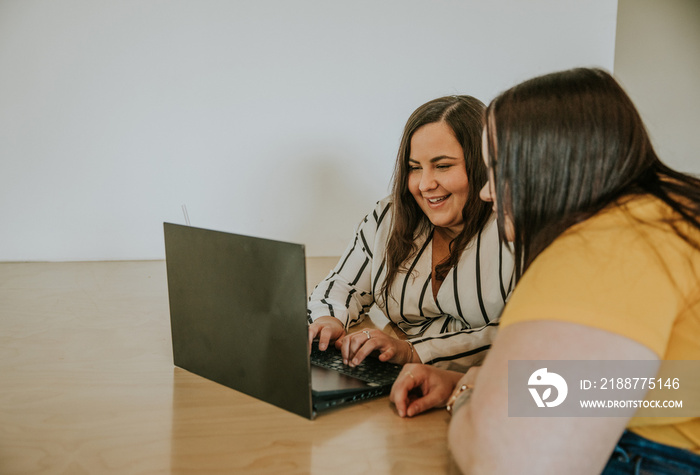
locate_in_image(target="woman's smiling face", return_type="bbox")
[407,121,469,237]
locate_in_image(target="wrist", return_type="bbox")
[405,340,415,364]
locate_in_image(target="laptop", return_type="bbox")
[163,223,402,419]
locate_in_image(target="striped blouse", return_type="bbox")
[308,197,515,370]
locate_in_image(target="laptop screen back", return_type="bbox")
[164,223,313,419]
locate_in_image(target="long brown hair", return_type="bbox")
[484,67,700,281]
[382,95,491,299]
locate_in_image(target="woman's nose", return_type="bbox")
[479,182,492,202]
[419,170,437,192]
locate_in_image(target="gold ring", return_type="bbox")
[363,330,371,340]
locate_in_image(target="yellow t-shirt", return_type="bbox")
[500,195,700,453]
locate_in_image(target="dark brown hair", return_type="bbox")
[382,95,491,299]
[484,67,700,281]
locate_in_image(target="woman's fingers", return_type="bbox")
[339,330,396,367]
[405,384,446,417]
[308,318,346,352]
[390,364,424,417]
[390,364,465,417]
[349,334,383,366]
[339,332,371,365]
[317,325,339,350]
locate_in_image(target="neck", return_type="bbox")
[434,225,461,242]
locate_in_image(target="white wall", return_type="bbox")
[0,0,618,261]
[614,0,700,175]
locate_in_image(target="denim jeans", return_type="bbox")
[601,430,700,475]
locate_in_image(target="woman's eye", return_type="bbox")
[436,164,452,170]
[409,166,421,172]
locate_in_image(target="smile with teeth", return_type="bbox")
[427,195,449,204]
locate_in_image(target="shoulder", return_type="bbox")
[356,197,393,230]
[350,197,395,252]
[540,195,694,270]
[535,195,688,260]
[372,196,393,224]
[500,196,694,356]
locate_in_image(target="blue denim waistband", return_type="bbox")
[601,430,700,475]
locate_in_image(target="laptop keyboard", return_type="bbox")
[310,341,403,387]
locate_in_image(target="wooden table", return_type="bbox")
[0,259,456,474]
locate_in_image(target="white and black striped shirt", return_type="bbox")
[308,197,515,370]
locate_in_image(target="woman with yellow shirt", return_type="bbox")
[390,68,700,474]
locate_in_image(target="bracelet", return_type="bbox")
[406,340,414,363]
[446,384,473,415]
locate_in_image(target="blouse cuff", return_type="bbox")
[411,340,431,365]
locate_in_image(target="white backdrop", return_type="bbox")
[614,0,700,177]
[0,0,618,261]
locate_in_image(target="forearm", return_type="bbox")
[448,398,489,474]
[308,279,372,328]
[444,368,481,468]
[411,323,498,369]
[448,400,624,475]
[308,257,374,328]
[446,321,655,474]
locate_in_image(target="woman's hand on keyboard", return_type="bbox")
[337,329,413,367]
[308,316,346,352]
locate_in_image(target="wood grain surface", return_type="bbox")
[0,259,456,474]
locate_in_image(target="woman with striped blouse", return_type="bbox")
[307,96,514,371]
